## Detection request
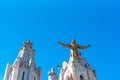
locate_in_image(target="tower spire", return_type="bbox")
[4,40,41,80]
[24,40,32,48]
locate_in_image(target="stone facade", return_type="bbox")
[4,40,41,80]
[4,40,96,80]
[48,56,96,80]
[48,40,96,80]
[59,56,96,80]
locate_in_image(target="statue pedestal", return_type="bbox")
[69,56,80,66]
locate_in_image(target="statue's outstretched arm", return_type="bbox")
[77,44,90,49]
[58,42,71,48]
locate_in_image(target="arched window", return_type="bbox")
[34,77,36,80]
[80,75,83,80]
[22,71,25,80]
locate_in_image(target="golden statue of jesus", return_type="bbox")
[58,39,90,58]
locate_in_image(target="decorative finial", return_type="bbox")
[51,68,55,73]
[48,68,55,76]
[24,40,32,48]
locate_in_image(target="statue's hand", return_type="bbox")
[58,41,62,44]
[88,45,91,47]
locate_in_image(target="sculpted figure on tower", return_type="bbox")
[58,39,90,58]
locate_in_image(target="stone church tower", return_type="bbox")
[4,40,42,80]
[48,39,96,80]
[4,39,96,80]
[59,56,96,80]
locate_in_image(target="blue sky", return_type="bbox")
[0,0,120,80]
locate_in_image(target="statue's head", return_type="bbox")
[72,39,76,44]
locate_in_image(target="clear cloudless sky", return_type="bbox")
[0,0,120,80]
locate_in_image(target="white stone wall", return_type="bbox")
[4,63,12,80]
[59,57,96,80]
